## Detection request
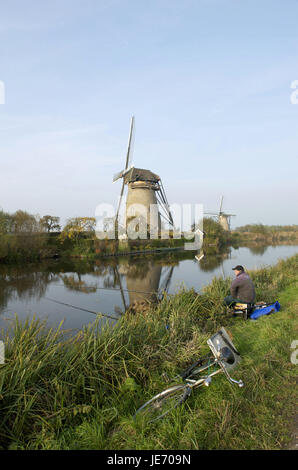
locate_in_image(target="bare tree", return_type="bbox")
[40,215,61,233]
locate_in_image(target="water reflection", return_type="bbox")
[51,256,177,315]
[118,261,161,310]
[0,244,297,331]
[198,249,232,272]
[59,274,97,293]
[247,245,268,255]
[0,263,60,312]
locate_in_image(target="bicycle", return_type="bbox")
[134,327,244,422]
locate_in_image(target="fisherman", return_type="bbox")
[224,265,256,307]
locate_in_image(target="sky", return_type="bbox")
[0,0,298,228]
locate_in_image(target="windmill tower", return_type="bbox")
[205,196,235,231]
[113,117,173,236]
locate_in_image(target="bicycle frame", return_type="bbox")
[184,355,243,389]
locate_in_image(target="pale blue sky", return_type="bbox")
[0,0,298,227]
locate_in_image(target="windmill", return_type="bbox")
[205,196,235,231]
[113,116,173,236]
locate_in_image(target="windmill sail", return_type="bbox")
[113,166,134,183]
[158,179,174,226]
[219,195,224,214]
[115,116,135,227]
[125,116,135,170]
[113,169,124,183]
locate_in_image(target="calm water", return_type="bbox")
[0,244,297,334]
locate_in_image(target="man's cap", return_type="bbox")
[232,265,244,271]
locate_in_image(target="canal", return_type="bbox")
[0,244,297,334]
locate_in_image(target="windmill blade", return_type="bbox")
[159,211,173,226]
[113,165,134,183]
[159,266,174,294]
[156,192,173,226]
[125,115,135,171]
[114,265,128,312]
[115,117,135,227]
[113,169,125,183]
[219,196,224,214]
[115,178,125,226]
[113,116,135,183]
[159,179,174,226]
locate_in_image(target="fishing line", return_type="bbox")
[52,283,163,296]
[45,297,119,321]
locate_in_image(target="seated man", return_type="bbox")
[224,265,256,307]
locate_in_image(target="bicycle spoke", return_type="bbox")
[135,385,190,423]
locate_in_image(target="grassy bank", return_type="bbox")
[0,234,203,263]
[2,211,298,264]
[0,233,61,263]
[0,255,297,450]
[0,217,233,263]
[233,224,298,244]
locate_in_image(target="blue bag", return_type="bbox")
[250,301,281,320]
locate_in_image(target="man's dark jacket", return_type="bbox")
[230,271,256,303]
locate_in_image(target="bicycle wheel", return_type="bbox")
[134,384,191,422]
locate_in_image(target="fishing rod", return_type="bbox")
[45,297,119,321]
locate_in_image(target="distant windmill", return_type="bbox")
[113,116,173,235]
[205,196,236,231]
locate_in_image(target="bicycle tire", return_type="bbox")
[134,384,191,422]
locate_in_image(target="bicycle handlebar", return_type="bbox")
[218,359,244,387]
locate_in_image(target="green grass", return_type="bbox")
[0,255,297,450]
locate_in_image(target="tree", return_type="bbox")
[202,217,225,239]
[201,217,228,248]
[59,217,96,242]
[10,210,39,234]
[0,210,12,234]
[40,215,61,233]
